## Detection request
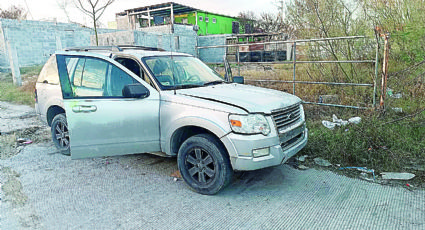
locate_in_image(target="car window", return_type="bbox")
[107,64,140,97]
[62,56,141,98]
[143,56,224,90]
[37,55,60,84]
[81,58,107,89]
[72,58,85,87]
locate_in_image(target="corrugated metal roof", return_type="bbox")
[116,2,237,19]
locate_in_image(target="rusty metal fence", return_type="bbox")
[196,36,380,110]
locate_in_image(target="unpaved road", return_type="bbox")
[1,101,424,229]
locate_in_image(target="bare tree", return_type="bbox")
[0,5,27,20]
[238,11,259,33]
[74,0,115,46]
[57,0,72,23]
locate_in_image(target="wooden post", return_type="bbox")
[6,41,22,86]
[380,34,390,110]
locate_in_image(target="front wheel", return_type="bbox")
[177,134,233,195]
[51,113,70,155]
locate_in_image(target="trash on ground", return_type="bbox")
[390,93,402,99]
[322,115,361,129]
[392,107,403,113]
[322,120,336,129]
[343,167,376,178]
[386,88,393,96]
[332,114,349,126]
[297,155,308,162]
[348,117,361,124]
[314,157,332,167]
[381,172,415,180]
[297,165,309,170]
[359,172,375,181]
[16,138,33,145]
[171,170,182,179]
[339,166,376,180]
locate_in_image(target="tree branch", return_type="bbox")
[382,108,425,125]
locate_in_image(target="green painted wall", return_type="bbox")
[174,11,239,36]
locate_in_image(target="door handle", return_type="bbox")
[72,105,97,113]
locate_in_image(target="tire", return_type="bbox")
[51,113,70,156]
[177,134,233,195]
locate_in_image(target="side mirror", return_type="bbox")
[122,84,150,98]
[232,76,244,84]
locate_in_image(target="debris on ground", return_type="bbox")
[297,165,309,170]
[392,107,403,113]
[297,155,308,162]
[322,115,362,129]
[171,170,182,180]
[348,117,361,124]
[339,167,376,180]
[332,114,349,126]
[391,93,402,99]
[381,172,415,180]
[314,158,332,167]
[322,120,336,129]
[16,138,32,145]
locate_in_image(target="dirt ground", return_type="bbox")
[1,101,424,229]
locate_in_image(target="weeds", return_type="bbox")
[300,106,425,186]
[0,65,42,106]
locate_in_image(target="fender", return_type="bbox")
[162,115,231,155]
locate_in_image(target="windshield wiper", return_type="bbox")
[172,84,202,89]
[203,80,225,86]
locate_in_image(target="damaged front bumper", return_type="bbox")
[221,123,308,171]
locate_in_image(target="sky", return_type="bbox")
[0,0,280,27]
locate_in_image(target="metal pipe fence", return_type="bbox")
[196,36,379,110]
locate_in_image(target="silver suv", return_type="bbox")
[35,46,308,194]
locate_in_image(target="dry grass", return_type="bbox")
[0,65,42,106]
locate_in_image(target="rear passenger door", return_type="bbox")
[56,53,161,159]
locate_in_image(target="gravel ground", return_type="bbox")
[1,102,424,229]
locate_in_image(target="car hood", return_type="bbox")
[177,83,302,114]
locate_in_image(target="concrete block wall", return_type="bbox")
[95,30,135,46]
[0,19,89,71]
[198,35,229,63]
[0,19,116,71]
[0,19,227,71]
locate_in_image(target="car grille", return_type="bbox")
[271,103,302,133]
[281,132,304,150]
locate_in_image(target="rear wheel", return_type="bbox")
[51,113,70,155]
[177,134,233,195]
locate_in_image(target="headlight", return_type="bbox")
[229,114,271,135]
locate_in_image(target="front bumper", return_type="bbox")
[221,125,308,171]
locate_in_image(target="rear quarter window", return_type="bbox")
[37,55,60,84]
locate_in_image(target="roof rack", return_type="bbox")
[64,45,165,52]
[117,45,165,51]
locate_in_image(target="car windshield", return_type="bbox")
[142,56,225,90]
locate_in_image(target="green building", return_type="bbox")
[174,11,239,35]
[116,2,242,35]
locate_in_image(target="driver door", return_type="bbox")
[56,53,161,159]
